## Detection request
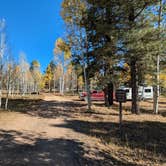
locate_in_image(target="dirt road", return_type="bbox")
[0,94,165,166]
[0,94,117,166]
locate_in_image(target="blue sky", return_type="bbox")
[0,0,65,72]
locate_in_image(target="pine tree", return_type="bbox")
[61,0,166,113]
[44,64,53,92]
[30,60,41,93]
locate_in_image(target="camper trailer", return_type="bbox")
[119,86,153,100]
[140,86,153,100]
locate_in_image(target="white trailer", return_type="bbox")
[119,86,153,100]
[139,86,153,100]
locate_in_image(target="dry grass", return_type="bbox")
[0,94,165,166]
[61,95,166,166]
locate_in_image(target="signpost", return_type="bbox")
[115,89,126,138]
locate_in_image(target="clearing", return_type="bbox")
[0,94,165,166]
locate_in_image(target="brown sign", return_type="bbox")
[116,89,126,102]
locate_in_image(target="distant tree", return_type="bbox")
[12,65,20,95]
[4,61,14,109]
[152,0,166,114]
[118,63,131,87]
[0,18,6,108]
[49,60,56,92]
[19,52,32,95]
[61,0,166,113]
[61,0,92,110]
[160,68,166,88]
[30,60,42,93]
[53,38,71,95]
[73,63,84,92]
[64,63,78,93]
[44,64,53,92]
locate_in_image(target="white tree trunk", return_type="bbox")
[153,0,162,114]
[5,71,10,110]
[54,73,56,94]
[59,77,62,94]
[61,63,65,95]
[61,75,65,95]
[83,62,91,110]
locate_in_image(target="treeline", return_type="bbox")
[61,0,166,113]
[0,18,84,110]
[44,60,84,94]
[0,19,43,109]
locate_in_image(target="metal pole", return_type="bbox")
[119,102,122,138]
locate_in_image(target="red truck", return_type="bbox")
[79,90,105,101]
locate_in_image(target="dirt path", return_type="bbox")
[0,94,115,166]
[0,94,165,166]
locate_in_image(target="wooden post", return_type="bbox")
[116,89,126,139]
[119,102,122,138]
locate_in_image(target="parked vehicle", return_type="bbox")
[79,90,104,101]
[119,86,153,100]
[139,86,153,100]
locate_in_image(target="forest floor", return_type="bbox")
[0,93,165,166]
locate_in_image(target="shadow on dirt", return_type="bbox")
[3,97,166,118]
[146,100,166,105]
[4,98,87,119]
[2,97,166,162]
[160,112,166,117]
[0,130,136,166]
[140,108,166,117]
[52,120,166,158]
[5,98,128,118]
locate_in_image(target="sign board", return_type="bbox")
[116,89,126,102]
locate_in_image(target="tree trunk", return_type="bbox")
[72,70,75,95]
[86,78,91,110]
[153,52,160,114]
[0,76,1,108]
[128,6,139,114]
[76,75,79,93]
[108,82,114,106]
[103,86,109,107]
[103,82,114,107]
[153,0,162,114]
[0,64,3,108]
[5,92,9,110]
[49,80,51,92]
[5,73,10,110]
[130,58,139,114]
[62,74,65,95]
[53,73,56,94]
[83,64,91,110]
[59,77,62,94]
[81,36,92,111]
[0,91,2,109]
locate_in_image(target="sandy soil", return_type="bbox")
[0,94,165,166]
